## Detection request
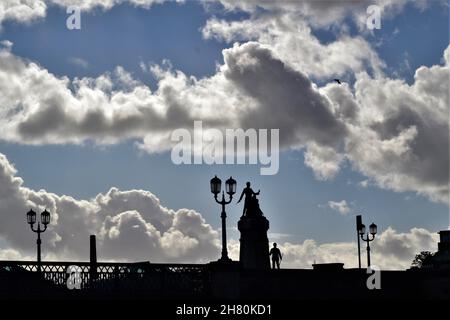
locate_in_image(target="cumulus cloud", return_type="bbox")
[0,1,47,28]
[0,152,219,262]
[260,227,439,270]
[304,142,345,180]
[214,0,435,29]
[0,0,446,269]
[0,0,449,204]
[326,200,351,215]
[0,40,13,50]
[0,41,346,151]
[201,1,449,203]
[0,38,448,203]
[226,226,440,270]
[222,42,347,149]
[0,152,442,269]
[0,247,27,260]
[0,0,441,36]
[0,0,182,28]
[342,53,450,203]
[206,1,449,203]
[202,14,385,80]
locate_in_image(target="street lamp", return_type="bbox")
[26,209,51,271]
[210,175,236,262]
[359,221,377,268]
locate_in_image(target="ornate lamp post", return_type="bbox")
[210,175,236,262]
[26,209,51,272]
[359,222,377,267]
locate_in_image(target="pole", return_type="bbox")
[356,215,362,269]
[220,193,228,261]
[37,223,41,273]
[367,237,371,267]
[214,188,232,263]
[90,235,98,285]
[357,231,362,269]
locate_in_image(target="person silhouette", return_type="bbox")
[269,243,282,269]
[237,182,260,216]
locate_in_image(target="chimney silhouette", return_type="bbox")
[89,235,97,284]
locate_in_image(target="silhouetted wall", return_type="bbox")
[1,263,450,300]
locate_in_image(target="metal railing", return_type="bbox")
[0,260,209,297]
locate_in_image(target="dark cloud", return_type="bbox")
[223,42,348,149]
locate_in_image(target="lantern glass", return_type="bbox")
[359,224,366,235]
[41,209,51,225]
[210,175,221,195]
[225,177,237,195]
[369,223,377,235]
[26,209,36,225]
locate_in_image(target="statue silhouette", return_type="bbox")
[237,182,260,217]
[247,194,264,217]
[269,243,282,269]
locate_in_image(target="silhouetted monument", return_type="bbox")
[237,182,260,217]
[237,183,270,269]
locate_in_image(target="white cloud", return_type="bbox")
[0,1,47,28]
[0,152,220,262]
[49,0,183,11]
[0,247,27,260]
[358,179,371,188]
[0,41,346,151]
[68,57,89,69]
[342,57,450,203]
[0,40,13,50]
[201,1,448,204]
[0,0,185,28]
[0,39,448,203]
[327,200,351,215]
[0,0,441,32]
[202,15,385,80]
[0,152,442,269]
[272,227,439,270]
[0,0,446,269]
[0,0,448,205]
[227,226,440,270]
[304,142,344,180]
[214,0,436,30]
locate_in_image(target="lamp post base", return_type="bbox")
[218,256,232,263]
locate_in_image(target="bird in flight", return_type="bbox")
[334,79,342,84]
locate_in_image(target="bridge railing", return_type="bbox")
[0,260,209,296]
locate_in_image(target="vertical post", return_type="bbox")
[90,235,98,286]
[366,238,371,267]
[220,193,228,261]
[37,223,41,273]
[356,215,362,269]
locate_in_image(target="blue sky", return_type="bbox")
[2,2,231,86]
[0,0,448,265]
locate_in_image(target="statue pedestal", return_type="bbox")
[238,215,270,270]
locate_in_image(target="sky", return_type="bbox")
[0,0,448,269]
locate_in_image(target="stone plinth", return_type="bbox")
[238,215,270,270]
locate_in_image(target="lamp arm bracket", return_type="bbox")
[223,195,233,205]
